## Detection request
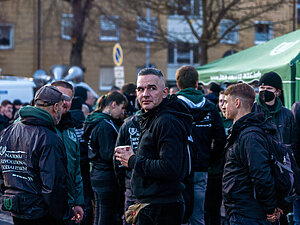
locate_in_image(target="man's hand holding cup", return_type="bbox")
[115,145,135,168]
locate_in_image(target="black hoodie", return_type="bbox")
[128,96,193,203]
[223,112,277,220]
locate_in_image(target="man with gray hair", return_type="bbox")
[115,68,193,225]
[0,85,69,225]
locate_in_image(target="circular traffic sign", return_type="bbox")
[113,43,123,66]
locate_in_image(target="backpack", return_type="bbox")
[240,126,300,204]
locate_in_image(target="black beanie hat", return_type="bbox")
[71,96,84,110]
[258,72,282,90]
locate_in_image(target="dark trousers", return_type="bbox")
[92,187,122,225]
[137,202,183,225]
[205,176,223,225]
[13,214,64,225]
[229,214,272,225]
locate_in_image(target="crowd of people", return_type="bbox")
[0,66,299,225]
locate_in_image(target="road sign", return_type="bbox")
[113,43,123,66]
[114,66,125,88]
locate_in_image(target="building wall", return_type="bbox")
[0,0,295,96]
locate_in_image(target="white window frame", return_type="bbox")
[168,42,199,65]
[219,19,239,45]
[61,13,73,40]
[99,67,115,91]
[254,20,273,45]
[99,15,120,41]
[0,23,14,50]
[136,16,157,42]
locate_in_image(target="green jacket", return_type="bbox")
[57,113,84,207]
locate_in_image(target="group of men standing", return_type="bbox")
[0,65,298,225]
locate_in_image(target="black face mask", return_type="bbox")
[259,90,275,102]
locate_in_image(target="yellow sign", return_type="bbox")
[113,43,123,66]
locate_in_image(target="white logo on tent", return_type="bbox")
[270,41,299,56]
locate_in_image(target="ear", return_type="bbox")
[111,101,117,109]
[53,103,59,113]
[163,87,169,98]
[235,98,241,108]
[275,89,281,97]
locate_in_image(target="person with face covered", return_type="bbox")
[252,71,294,145]
[252,71,295,225]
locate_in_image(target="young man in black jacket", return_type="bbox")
[0,85,70,225]
[115,68,193,225]
[175,65,226,225]
[222,83,281,225]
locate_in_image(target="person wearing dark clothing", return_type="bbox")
[252,72,294,225]
[0,100,13,132]
[206,82,221,105]
[52,81,85,224]
[0,85,70,225]
[222,83,281,225]
[70,96,94,225]
[115,68,193,225]
[175,66,226,225]
[121,83,138,116]
[252,72,294,144]
[205,91,233,225]
[114,112,141,225]
[291,101,300,225]
[83,91,127,225]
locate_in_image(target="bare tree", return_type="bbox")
[64,0,94,68]
[108,0,294,65]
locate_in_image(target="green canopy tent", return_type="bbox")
[197,29,300,109]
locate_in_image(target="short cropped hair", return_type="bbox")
[51,80,74,94]
[138,68,164,77]
[175,65,198,90]
[1,100,12,107]
[224,83,255,110]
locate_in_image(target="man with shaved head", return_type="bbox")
[115,68,193,225]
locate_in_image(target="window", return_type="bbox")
[0,24,14,49]
[100,15,120,41]
[136,16,157,42]
[99,67,114,91]
[254,21,273,44]
[170,0,202,16]
[168,42,199,64]
[61,14,73,40]
[219,19,239,44]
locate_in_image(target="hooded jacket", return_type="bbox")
[128,96,193,203]
[176,88,226,172]
[56,112,84,207]
[0,106,68,221]
[252,95,294,144]
[223,112,277,220]
[83,111,120,191]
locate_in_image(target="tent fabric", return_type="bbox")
[197,29,300,109]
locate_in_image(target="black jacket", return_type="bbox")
[128,96,193,203]
[178,97,226,171]
[83,112,119,191]
[223,112,277,220]
[0,114,10,133]
[115,113,141,190]
[252,100,294,145]
[292,101,300,166]
[0,106,68,221]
